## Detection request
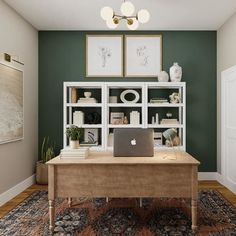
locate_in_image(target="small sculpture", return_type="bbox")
[169,93,180,104]
[157,71,169,82]
[170,63,182,82]
[166,112,172,119]
[86,112,101,124]
[123,116,129,124]
[84,91,92,98]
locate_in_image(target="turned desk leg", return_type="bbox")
[68,197,72,207]
[139,198,142,207]
[48,165,55,233]
[191,166,198,232]
[49,200,55,232]
[191,199,197,232]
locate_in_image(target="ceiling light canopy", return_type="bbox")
[100,0,150,30]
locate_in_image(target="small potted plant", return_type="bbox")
[66,125,83,149]
[36,137,55,185]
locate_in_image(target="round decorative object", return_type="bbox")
[120,90,140,104]
[170,62,182,82]
[158,71,169,82]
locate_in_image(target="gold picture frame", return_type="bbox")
[86,35,123,77]
[125,35,162,77]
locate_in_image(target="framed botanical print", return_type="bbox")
[125,35,162,77]
[86,35,123,77]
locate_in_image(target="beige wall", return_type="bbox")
[0,1,38,194]
[217,12,236,172]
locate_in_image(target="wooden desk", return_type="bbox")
[47,150,200,232]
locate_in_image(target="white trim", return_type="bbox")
[0,174,35,207]
[221,65,236,195]
[198,172,219,181]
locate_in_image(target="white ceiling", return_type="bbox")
[4,0,236,30]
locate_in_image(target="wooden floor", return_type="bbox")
[0,181,236,218]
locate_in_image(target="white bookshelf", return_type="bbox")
[63,82,186,151]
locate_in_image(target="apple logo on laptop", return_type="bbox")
[131,138,136,146]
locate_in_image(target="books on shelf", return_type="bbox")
[77,97,97,103]
[80,141,98,147]
[60,147,89,159]
[160,119,179,125]
[150,98,169,104]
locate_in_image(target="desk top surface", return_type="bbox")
[47,150,200,166]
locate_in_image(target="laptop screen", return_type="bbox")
[113,128,154,157]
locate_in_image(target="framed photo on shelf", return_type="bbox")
[86,35,123,77]
[84,128,98,143]
[125,35,162,77]
[110,112,124,125]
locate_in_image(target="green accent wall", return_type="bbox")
[39,31,216,172]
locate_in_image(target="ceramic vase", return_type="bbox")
[158,71,169,82]
[70,140,79,149]
[170,63,182,82]
[84,91,92,98]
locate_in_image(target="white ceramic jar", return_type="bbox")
[169,63,182,82]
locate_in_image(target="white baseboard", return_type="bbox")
[198,172,219,181]
[0,174,35,207]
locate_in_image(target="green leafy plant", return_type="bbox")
[41,137,55,163]
[66,125,83,141]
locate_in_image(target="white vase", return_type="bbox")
[70,140,79,149]
[158,71,169,82]
[170,63,182,82]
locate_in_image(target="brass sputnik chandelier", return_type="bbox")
[100,0,150,30]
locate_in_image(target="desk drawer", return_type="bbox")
[55,164,193,198]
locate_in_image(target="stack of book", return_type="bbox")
[77,97,97,103]
[80,141,98,147]
[150,98,169,104]
[161,119,179,125]
[60,147,89,159]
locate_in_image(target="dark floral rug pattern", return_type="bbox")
[0,190,236,236]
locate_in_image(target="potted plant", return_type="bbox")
[66,125,83,149]
[36,137,55,185]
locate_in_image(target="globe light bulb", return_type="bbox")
[101,6,114,21]
[120,1,135,16]
[106,18,118,29]
[137,9,150,23]
[127,18,139,30]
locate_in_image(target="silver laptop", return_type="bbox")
[113,128,154,157]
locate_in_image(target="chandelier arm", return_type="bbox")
[113,14,137,19]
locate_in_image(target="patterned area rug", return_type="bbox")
[0,190,236,236]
